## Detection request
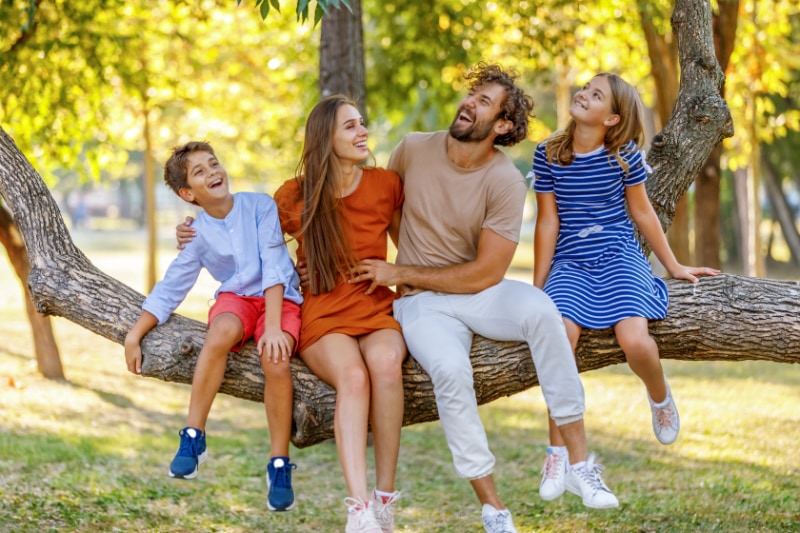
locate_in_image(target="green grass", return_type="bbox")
[1,230,799,532]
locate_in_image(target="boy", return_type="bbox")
[124,141,303,512]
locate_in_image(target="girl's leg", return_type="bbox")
[614,317,666,402]
[301,333,372,501]
[187,312,244,431]
[261,331,296,458]
[359,329,406,493]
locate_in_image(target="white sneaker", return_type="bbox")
[539,446,567,501]
[371,489,401,533]
[481,503,518,533]
[649,384,680,445]
[565,454,619,509]
[344,498,382,533]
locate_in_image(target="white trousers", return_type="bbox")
[393,279,585,479]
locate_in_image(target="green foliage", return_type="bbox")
[0,1,319,189]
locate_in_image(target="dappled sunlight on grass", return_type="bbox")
[2,242,799,531]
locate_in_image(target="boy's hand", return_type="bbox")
[258,326,292,364]
[176,216,196,250]
[124,335,143,375]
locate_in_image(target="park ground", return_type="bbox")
[0,226,799,532]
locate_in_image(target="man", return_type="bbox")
[351,62,618,533]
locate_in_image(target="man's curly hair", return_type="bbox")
[464,62,535,147]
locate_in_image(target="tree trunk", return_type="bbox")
[693,0,740,270]
[3,0,789,450]
[319,0,366,117]
[762,155,800,268]
[0,203,64,379]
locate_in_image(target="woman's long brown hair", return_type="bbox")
[294,95,365,295]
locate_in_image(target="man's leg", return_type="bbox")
[394,294,504,508]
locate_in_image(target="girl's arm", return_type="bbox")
[626,183,719,282]
[533,191,559,289]
[388,207,402,249]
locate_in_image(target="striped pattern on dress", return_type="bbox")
[529,141,668,329]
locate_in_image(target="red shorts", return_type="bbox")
[207,292,302,353]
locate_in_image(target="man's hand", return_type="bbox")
[176,216,196,250]
[350,259,401,295]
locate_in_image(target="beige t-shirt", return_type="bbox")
[388,130,526,277]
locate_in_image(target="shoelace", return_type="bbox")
[270,462,296,489]
[178,430,201,456]
[655,405,676,429]
[574,455,609,493]
[345,498,381,530]
[372,491,401,527]
[483,509,513,533]
[542,453,564,480]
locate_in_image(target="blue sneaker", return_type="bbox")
[266,456,297,511]
[169,427,207,479]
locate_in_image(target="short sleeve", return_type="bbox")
[531,143,554,194]
[622,142,648,187]
[274,178,304,235]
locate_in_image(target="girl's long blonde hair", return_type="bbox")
[545,73,645,175]
[294,95,369,295]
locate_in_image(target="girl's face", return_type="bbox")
[569,76,619,128]
[332,104,369,163]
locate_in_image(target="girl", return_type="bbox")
[530,73,719,502]
[274,95,406,533]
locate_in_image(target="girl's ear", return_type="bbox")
[604,114,621,127]
[178,187,195,203]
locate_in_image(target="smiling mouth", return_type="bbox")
[208,178,224,188]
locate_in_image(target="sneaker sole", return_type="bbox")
[267,501,295,512]
[565,482,619,509]
[168,450,208,479]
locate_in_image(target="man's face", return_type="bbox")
[448,82,508,143]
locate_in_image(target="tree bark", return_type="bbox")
[693,0,740,270]
[0,203,65,379]
[319,0,366,117]
[3,0,792,450]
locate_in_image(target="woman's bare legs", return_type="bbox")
[301,333,372,501]
[359,329,406,493]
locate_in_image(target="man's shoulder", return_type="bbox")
[401,130,447,146]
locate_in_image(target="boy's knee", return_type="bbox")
[262,359,291,381]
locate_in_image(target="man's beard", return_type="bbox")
[448,112,495,143]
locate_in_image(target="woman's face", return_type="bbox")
[332,104,369,163]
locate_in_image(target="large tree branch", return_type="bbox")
[0,0,790,450]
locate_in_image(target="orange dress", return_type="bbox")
[274,167,404,354]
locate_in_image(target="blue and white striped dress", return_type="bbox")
[529,141,668,329]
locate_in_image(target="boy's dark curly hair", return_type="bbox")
[464,62,535,147]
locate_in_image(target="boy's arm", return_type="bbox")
[124,311,158,375]
[258,284,292,362]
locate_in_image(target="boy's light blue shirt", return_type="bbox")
[143,192,302,325]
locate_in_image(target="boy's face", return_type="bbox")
[178,151,230,206]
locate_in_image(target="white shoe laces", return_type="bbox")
[371,490,401,530]
[345,498,381,532]
[483,508,514,533]
[573,455,609,493]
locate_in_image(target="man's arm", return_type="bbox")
[351,228,517,295]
